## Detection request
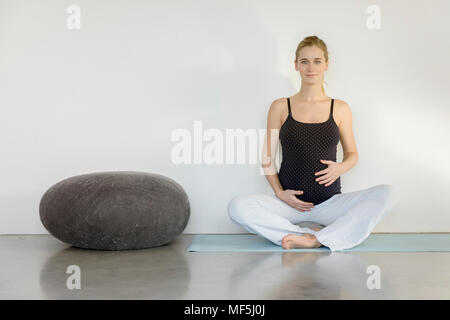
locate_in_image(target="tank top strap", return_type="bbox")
[330,98,334,116]
[287,97,291,115]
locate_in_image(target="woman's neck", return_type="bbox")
[295,85,328,102]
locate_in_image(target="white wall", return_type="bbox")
[1,0,449,234]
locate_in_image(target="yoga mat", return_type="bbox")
[187,233,450,252]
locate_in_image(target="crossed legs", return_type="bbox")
[227,184,396,251]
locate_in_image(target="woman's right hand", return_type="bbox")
[276,189,315,212]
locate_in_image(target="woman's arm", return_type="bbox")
[261,99,284,197]
[337,100,359,174]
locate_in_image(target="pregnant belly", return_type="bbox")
[278,165,341,205]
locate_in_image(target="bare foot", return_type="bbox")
[281,233,323,249]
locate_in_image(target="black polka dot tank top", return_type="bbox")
[278,97,341,205]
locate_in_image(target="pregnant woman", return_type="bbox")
[227,35,397,251]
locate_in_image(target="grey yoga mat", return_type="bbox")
[187,233,450,252]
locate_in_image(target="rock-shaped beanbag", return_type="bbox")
[39,171,190,250]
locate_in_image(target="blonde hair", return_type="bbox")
[295,35,329,93]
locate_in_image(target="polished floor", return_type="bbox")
[1,234,449,299]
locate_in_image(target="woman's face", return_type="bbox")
[295,45,328,85]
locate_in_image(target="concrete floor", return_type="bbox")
[1,234,450,299]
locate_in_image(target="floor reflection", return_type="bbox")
[39,244,190,299]
[229,250,394,299]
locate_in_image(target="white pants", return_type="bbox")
[227,184,398,251]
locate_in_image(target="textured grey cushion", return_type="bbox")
[39,171,190,250]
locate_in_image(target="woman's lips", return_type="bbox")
[306,74,317,77]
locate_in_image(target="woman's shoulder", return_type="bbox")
[272,97,288,107]
[267,97,288,115]
[333,99,352,117]
[265,97,289,128]
[332,98,352,127]
[333,98,350,108]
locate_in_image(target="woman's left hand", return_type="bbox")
[314,160,343,187]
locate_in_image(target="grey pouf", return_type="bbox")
[39,171,190,250]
